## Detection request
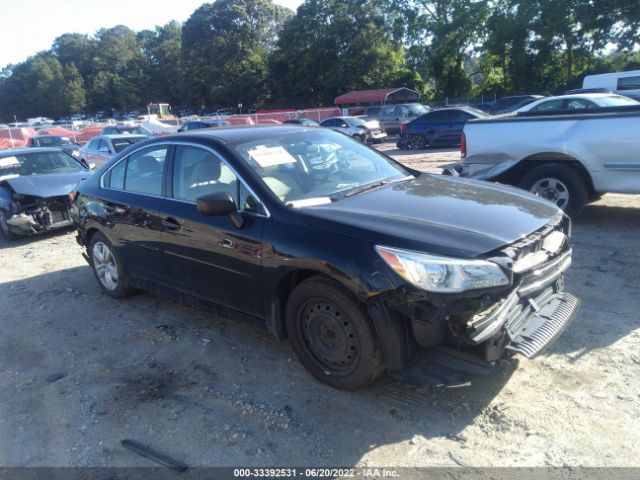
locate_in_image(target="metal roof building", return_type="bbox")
[334,87,421,107]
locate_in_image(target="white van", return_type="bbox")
[583,70,640,98]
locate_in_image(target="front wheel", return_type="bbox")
[0,210,19,240]
[353,134,364,142]
[519,163,588,217]
[89,232,134,298]
[285,276,384,390]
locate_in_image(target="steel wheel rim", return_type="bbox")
[300,300,360,376]
[92,241,119,291]
[530,178,570,209]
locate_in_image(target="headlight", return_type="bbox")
[376,246,510,293]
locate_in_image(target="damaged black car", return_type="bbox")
[0,148,92,240]
[71,126,580,390]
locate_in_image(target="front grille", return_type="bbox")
[506,292,580,357]
[503,213,572,296]
[49,208,70,224]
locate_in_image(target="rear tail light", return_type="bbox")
[400,123,407,135]
[460,131,467,157]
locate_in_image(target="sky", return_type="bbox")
[0,0,304,69]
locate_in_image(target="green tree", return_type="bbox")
[182,0,293,109]
[60,63,87,115]
[269,0,421,107]
[89,25,149,111]
[390,0,489,99]
[138,21,185,106]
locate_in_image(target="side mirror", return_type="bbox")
[196,192,243,228]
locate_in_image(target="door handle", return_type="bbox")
[162,217,181,232]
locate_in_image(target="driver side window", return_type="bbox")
[172,145,264,214]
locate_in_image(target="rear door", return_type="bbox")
[160,143,266,317]
[442,110,470,145]
[99,144,171,283]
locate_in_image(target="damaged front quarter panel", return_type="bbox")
[0,183,73,235]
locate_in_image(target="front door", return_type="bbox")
[161,144,266,317]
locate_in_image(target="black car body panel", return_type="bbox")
[71,126,579,386]
[300,174,557,258]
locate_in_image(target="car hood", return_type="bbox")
[300,174,560,258]
[2,170,91,198]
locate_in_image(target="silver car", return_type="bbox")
[319,116,387,143]
[379,103,430,134]
[79,134,148,168]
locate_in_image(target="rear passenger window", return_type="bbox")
[123,147,167,195]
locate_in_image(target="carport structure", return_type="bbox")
[334,87,421,108]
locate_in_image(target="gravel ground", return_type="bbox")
[0,144,639,468]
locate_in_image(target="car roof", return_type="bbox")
[35,134,70,138]
[0,147,62,156]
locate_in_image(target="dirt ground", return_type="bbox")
[0,144,639,468]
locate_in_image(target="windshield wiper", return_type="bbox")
[343,176,413,198]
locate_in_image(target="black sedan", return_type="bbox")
[0,148,92,239]
[71,126,579,389]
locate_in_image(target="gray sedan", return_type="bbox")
[319,116,387,143]
[79,134,148,168]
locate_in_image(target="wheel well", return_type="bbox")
[495,153,596,197]
[84,227,101,252]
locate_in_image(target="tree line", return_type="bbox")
[1,0,639,121]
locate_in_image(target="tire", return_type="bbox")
[285,276,384,390]
[519,163,588,218]
[353,134,364,142]
[411,134,428,150]
[88,231,134,298]
[0,209,19,241]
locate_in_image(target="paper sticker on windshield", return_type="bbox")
[0,156,19,168]
[248,146,297,167]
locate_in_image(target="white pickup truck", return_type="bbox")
[444,105,640,216]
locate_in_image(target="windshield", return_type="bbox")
[34,136,75,147]
[0,151,84,178]
[232,129,411,205]
[597,95,640,106]
[111,137,145,153]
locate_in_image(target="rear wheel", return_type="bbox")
[285,276,384,390]
[519,163,588,217]
[411,134,428,150]
[89,232,134,298]
[0,210,19,240]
